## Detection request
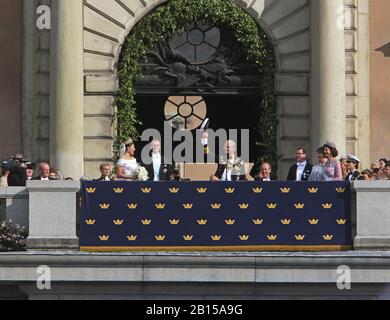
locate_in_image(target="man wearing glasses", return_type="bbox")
[287,147,313,181]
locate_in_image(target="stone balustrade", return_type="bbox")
[2,181,390,251]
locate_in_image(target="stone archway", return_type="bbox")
[83,0,311,178]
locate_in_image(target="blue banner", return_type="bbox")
[80,181,352,251]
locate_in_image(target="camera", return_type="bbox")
[1,157,35,172]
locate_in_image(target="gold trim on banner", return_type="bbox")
[80,245,352,252]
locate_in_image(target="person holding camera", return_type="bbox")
[2,154,28,187]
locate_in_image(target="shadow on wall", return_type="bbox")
[376,42,390,57]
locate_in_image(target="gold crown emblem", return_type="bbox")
[295,234,305,241]
[183,235,193,241]
[127,203,138,210]
[100,203,110,209]
[280,219,291,225]
[211,203,222,209]
[322,203,333,209]
[86,187,96,193]
[267,203,277,209]
[155,203,166,209]
[141,219,152,225]
[225,188,235,194]
[253,219,264,225]
[155,235,166,241]
[225,219,236,225]
[280,187,291,193]
[113,187,124,194]
[239,203,249,209]
[336,187,346,193]
[169,219,180,225]
[323,234,334,241]
[294,203,305,209]
[141,187,152,193]
[99,235,109,241]
[183,203,193,209]
[336,219,347,225]
[267,235,278,241]
[308,219,319,225]
[239,235,250,241]
[169,188,179,194]
[127,235,137,241]
[211,235,222,241]
[197,219,208,225]
[253,187,263,193]
[113,219,124,225]
[197,187,207,193]
[85,219,96,225]
[308,187,318,193]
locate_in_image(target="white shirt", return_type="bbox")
[41,177,49,181]
[152,153,161,181]
[296,160,307,181]
[221,159,235,181]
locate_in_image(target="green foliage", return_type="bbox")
[115,0,277,171]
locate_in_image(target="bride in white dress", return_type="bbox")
[115,139,138,181]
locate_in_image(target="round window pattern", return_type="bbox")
[169,23,221,64]
[164,96,207,131]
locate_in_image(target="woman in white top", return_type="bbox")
[309,150,327,181]
[115,139,138,181]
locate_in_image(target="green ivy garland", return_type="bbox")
[116,0,277,172]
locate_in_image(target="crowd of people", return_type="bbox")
[1,140,389,185]
[286,142,390,182]
[0,154,73,187]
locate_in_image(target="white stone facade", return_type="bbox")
[22,0,370,178]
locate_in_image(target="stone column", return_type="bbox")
[311,0,346,156]
[50,0,84,179]
[26,181,80,250]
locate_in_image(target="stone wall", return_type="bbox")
[21,0,372,178]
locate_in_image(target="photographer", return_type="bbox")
[1,154,31,187]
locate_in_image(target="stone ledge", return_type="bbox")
[354,237,390,250]
[2,252,390,284]
[352,180,390,191]
[26,181,81,192]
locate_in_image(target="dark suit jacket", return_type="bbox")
[94,176,111,181]
[7,166,27,187]
[142,156,175,181]
[287,163,313,181]
[31,176,56,181]
[346,170,360,181]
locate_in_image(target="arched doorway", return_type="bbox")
[116,0,277,171]
[135,23,266,163]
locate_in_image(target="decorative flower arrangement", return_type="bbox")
[136,165,149,181]
[0,220,28,252]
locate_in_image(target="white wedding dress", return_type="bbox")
[117,158,138,179]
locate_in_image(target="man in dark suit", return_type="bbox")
[287,147,313,181]
[254,162,273,181]
[142,140,174,181]
[94,163,112,181]
[31,162,55,181]
[345,154,361,181]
